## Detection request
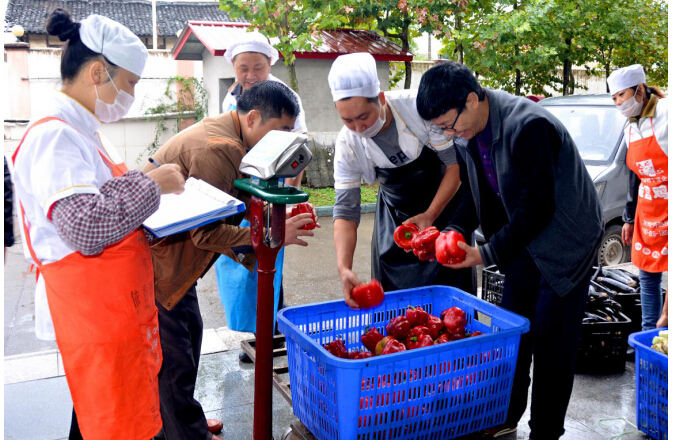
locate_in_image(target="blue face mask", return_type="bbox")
[94,67,135,123]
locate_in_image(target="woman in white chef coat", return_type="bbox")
[11,9,184,439]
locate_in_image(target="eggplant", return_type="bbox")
[592,308,614,322]
[612,269,637,285]
[618,269,640,283]
[591,264,603,283]
[584,312,608,322]
[602,269,638,288]
[597,276,638,294]
[601,306,621,322]
[588,285,608,298]
[583,316,604,323]
[603,298,622,312]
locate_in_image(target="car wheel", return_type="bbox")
[597,224,629,266]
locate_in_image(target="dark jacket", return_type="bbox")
[451,89,604,297]
[4,157,15,248]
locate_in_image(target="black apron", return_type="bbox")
[371,146,476,294]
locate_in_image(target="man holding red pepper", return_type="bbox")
[327,53,475,308]
[417,62,603,439]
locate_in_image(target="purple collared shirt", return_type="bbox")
[476,117,500,197]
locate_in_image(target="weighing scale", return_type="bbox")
[234,130,312,440]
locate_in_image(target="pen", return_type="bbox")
[149,157,161,168]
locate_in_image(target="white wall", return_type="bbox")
[20,49,203,120]
[5,116,182,171]
[203,56,389,132]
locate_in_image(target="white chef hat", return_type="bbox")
[79,15,148,77]
[607,64,646,96]
[224,31,279,66]
[328,53,380,102]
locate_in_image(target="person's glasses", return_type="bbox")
[430,106,464,138]
[439,106,464,134]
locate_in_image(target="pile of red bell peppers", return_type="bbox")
[323,305,485,359]
[394,224,467,264]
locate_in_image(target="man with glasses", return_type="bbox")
[327,53,475,308]
[417,61,603,439]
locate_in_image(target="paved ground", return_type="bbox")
[2,213,653,440]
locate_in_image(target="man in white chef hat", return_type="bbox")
[222,31,307,137]
[327,52,475,310]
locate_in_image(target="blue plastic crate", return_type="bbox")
[628,328,668,440]
[277,285,530,440]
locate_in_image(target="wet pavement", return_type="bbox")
[2,213,654,440]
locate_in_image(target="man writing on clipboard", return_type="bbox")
[141,81,315,440]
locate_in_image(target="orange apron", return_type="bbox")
[13,117,163,440]
[627,118,668,273]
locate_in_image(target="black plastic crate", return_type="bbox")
[591,280,642,335]
[576,311,632,373]
[481,265,504,305]
[591,266,665,335]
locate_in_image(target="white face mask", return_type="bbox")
[94,68,135,123]
[617,88,644,118]
[352,103,386,139]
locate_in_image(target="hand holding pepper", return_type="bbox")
[440,241,483,269]
[435,231,467,265]
[290,202,318,230]
[351,279,385,309]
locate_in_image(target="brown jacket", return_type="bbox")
[150,111,252,310]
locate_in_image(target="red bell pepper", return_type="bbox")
[324,339,348,358]
[413,248,436,262]
[360,327,385,354]
[448,332,467,341]
[290,202,317,230]
[380,338,407,355]
[351,279,385,309]
[425,315,445,339]
[394,223,419,250]
[443,307,467,335]
[385,315,411,340]
[375,336,395,355]
[435,231,467,265]
[434,333,450,344]
[348,350,374,359]
[405,333,434,350]
[470,331,484,337]
[411,226,440,252]
[405,306,429,327]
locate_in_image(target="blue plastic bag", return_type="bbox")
[215,220,283,333]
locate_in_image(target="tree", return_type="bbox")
[219,1,348,93]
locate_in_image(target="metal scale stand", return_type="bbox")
[233,131,311,440]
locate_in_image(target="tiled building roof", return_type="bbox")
[4,0,245,37]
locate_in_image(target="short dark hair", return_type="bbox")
[338,96,380,104]
[416,61,485,121]
[236,81,300,122]
[46,8,118,83]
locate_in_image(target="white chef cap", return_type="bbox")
[224,31,279,66]
[79,15,148,77]
[328,53,380,102]
[607,64,646,96]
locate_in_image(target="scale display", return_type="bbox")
[240,131,312,180]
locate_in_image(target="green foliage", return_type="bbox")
[137,76,208,163]
[219,1,349,92]
[305,183,379,207]
[460,0,668,95]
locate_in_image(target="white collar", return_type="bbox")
[52,90,102,137]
